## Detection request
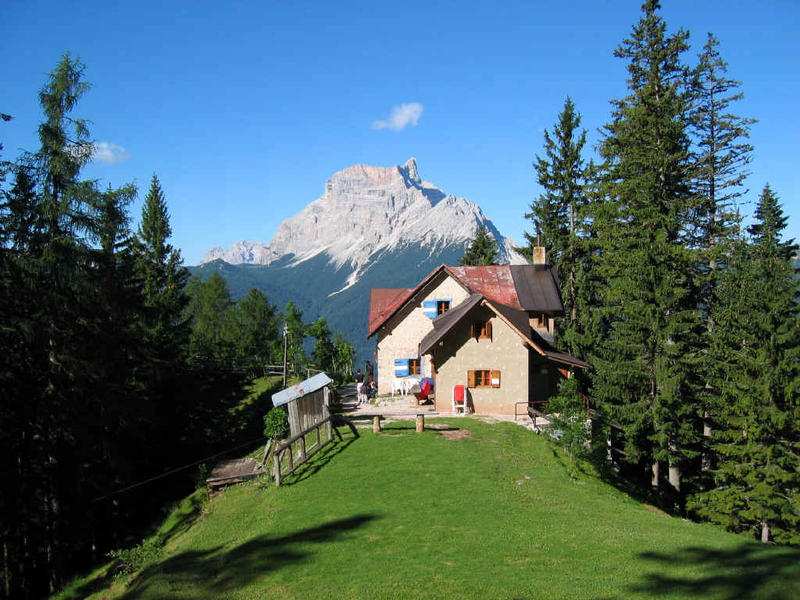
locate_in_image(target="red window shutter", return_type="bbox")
[467,370,476,388]
[491,370,501,388]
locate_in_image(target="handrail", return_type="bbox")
[275,416,332,449]
[272,415,335,486]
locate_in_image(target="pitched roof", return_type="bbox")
[367,264,564,337]
[446,265,521,307]
[418,293,483,356]
[509,265,563,312]
[417,294,589,369]
[368,288,413,337]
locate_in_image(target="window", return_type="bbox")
[533,313,549,329]
[471,319,492,340]
[409,358,421,376]
[467,369,501,388]
[423,298,451,319]
[395,358,421,377]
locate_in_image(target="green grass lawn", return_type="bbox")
[60,419,799,599]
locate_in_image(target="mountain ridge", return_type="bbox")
[203,158,525,292]
[194,158,529,362]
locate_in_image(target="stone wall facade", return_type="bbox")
[374,273,469,395]
[431,305,530,416]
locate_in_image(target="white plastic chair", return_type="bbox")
[391,378,406,396]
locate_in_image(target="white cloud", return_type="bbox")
[372,102,423,131]
[92,141,130,164]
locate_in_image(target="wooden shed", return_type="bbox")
[269,372,338,485]
[272,372,333,438]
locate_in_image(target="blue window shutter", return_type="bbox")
[394,358,410,377]
[422,300,437,319]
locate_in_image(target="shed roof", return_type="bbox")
[367,263,564,337]
[272,372,333,407]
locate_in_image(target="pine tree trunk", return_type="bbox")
[569,207,577,323]
[668,440,681,493]
[702,410,712,471]
[668,461,681,493]
[3,540,10,599]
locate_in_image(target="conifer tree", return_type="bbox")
[591,0,700,496]
[748,184,797,261]
[85,183,151,529]
[308,317,336,374]
[34,54,94,270]
[185,273,233,365]
[227,288,278,373]
[333,333,356,381]
[26,55,98,593]
[690,185,800,543]
[522,97,593,358]
[523,97,587,266]
[460,225,499,266]
[688,34,756,460]
[688,33,755,255]
[135,174,189,358]
[0,166,37,250]
[0,54,143,595]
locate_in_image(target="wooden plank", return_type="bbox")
[273,449,282,486]
[298,435,307,462]
[276,416,333,449]
[261,439,273,465]
[206,457,261,488]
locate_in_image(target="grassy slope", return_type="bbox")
[66,420,798,600]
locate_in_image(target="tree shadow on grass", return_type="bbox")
[624,543,800,600]
[121,514,379,599]
[59,492,208,599]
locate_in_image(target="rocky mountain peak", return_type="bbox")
[202,158,525,291]
[400,157,421,185]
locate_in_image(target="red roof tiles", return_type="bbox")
[368,288,413,336]
[367,264,564,337]
[446,265,521,309]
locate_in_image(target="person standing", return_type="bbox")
[355,368,365,405]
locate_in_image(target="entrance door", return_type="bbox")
[530,362,557,413]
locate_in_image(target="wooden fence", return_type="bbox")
[271,415,334,486]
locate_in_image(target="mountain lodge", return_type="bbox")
[367,248,588,416]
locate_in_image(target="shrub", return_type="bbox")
[107,538,162,578]
[546,377,590,459]
[264,406,289,440]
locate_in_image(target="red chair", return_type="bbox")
[452,384,467,414]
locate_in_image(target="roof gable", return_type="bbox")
[418,293,483,355]
[417,294,588,369]
[367,263,564,337]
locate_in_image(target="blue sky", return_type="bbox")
[3,0,798,264]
